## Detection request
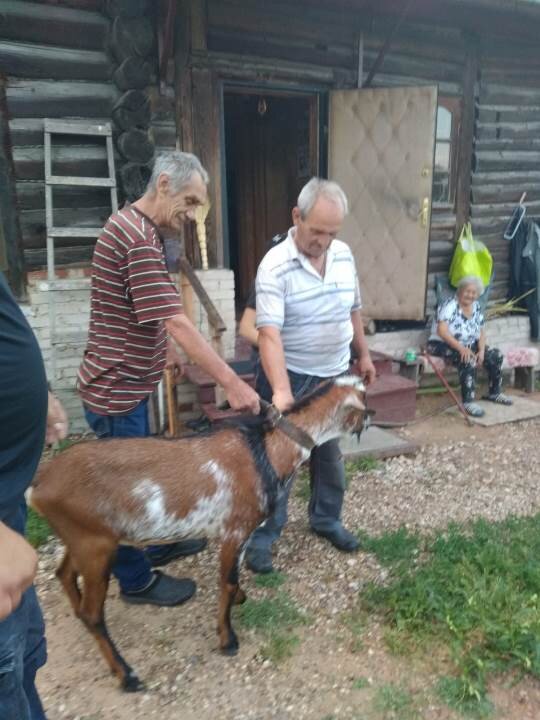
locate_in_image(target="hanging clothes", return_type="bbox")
[510,219,540,340]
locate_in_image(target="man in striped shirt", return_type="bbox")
[78,152,259,607]
[245,178,376,574]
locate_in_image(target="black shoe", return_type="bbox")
[313,525,360,552]
[148,539,208,567]
[245,548,274,574]
[120,571,196,607]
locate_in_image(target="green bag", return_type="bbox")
[449,223,493,288]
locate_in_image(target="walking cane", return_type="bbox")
[422,352,474,426]
[163,367,178,437]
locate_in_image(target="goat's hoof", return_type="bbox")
[122,672,145,693]
[234,589,247,605]
[221,633,239,656]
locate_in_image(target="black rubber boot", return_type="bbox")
[120,571,196,607]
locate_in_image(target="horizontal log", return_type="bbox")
[368,72,461,97]
[471,199,540,219]
[474,150,540,173]
[428,255,454,274]
[363,49,462,84]
[15,181,112,211]
[151,122,176,150]
[480,83,540,107]
[20,206,110,248]
[104,0,149,18]
[0,41,112,81]
[24,245,94,270]
[476,138,540,152]
[112,57,152,91]
[476,121,540,141]
[208,28,354,70]
[472,170,540,187]
[112,90,151,130]
[110,16,154,62]
[477,105,540,124]
[428,239,454,257]
[13,146,109,181]
[117,129,154,163]
[0,0,108,50]
[472,185,540,205]
[9,117,112,146]
[6,80,118,119]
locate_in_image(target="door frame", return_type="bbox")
[219,81,322,273]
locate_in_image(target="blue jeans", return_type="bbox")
[83,399,173,592]
[247,366,346,552]
[0,505,47,720]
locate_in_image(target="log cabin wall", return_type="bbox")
[1,0,176,273]
[1,0,117,270]
[471,34,540,305]
[200,0,540,314]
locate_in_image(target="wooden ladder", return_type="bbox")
[43,119,118,387]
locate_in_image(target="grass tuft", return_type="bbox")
[357,526,420,567]
[372,683,418,719]
[260,633,300,663]
[26,507,52,548]
[237,591,307,632]
[254,571,287,589]
[346,455,379,474]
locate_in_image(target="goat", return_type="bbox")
[30,376,368,691]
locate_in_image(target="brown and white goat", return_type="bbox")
[30,376,368,691]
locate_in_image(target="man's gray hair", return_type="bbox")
[457,275,484,296]
[147,151,209,193]
[297,177,349,219]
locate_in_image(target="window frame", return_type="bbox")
[432,96,462,210]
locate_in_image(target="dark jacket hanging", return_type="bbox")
[510,220,540,340]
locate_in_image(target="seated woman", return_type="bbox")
[427,275,512,418]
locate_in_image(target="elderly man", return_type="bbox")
[78,151,259,606]
[245,177,376,574]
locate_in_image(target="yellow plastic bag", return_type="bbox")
[449,223,493,288]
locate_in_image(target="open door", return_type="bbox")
[328,86,437,321]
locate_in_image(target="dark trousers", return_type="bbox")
[247,366,346,552]
[0,505,47,720]
[427,340,504,403]
[83,399,174,592]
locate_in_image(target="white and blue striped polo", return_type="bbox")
[255,228,361,377]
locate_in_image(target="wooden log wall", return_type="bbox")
[1,0,117,269]
[205,0,465,313]
[470,34,540,304]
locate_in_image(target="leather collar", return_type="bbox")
[260,399,316,451]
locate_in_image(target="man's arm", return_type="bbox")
[351,310,376,385]
[165,314,259,413]
[0,522,37,620]
[238,307,259,348]
[258,326,294,411]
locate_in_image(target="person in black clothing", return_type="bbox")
[0,271,68,720]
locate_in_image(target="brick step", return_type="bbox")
[365,373,417,424]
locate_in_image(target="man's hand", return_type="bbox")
[272,389,295,412]
[46,391,68,445]
[223,376,260,414]
[165,342,184,383]
[352,356,377,386]
[0,522,38,620]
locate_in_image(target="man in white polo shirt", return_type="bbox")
[245,177,376,574]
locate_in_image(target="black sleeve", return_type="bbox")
[245,283,256,310]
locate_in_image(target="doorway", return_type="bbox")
[223,89,319,306]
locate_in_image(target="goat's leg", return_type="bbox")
[218,540,245,655]
[76,542,144,692]
[56,550,82,614]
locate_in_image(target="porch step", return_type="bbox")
[182,363,255,404]
[365,373,417,424]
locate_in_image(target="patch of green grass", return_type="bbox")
[357,526,420,568]
[372,683,419,719]
[361,515,540,715]
[436,676,493,719]
[260,632,300,663]
[26,507,52,548]
[237,591,307,632]
[346,455,380,474]
[295,468,310,501]
[254,571,286,589]
[352,676,370,690]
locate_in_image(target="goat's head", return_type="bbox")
[332,375,371,439]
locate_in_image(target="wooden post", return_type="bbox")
[455,33,479,238]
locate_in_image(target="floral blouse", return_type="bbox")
[430,297,484,347]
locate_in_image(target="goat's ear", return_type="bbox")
[343,393,366,411]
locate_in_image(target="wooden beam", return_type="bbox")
[455,32,479,236]
[363,0,416,88]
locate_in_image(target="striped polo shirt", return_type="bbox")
[77,206,182,415]
[256,228,362,377]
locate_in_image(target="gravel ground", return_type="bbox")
[35,399,540,720]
